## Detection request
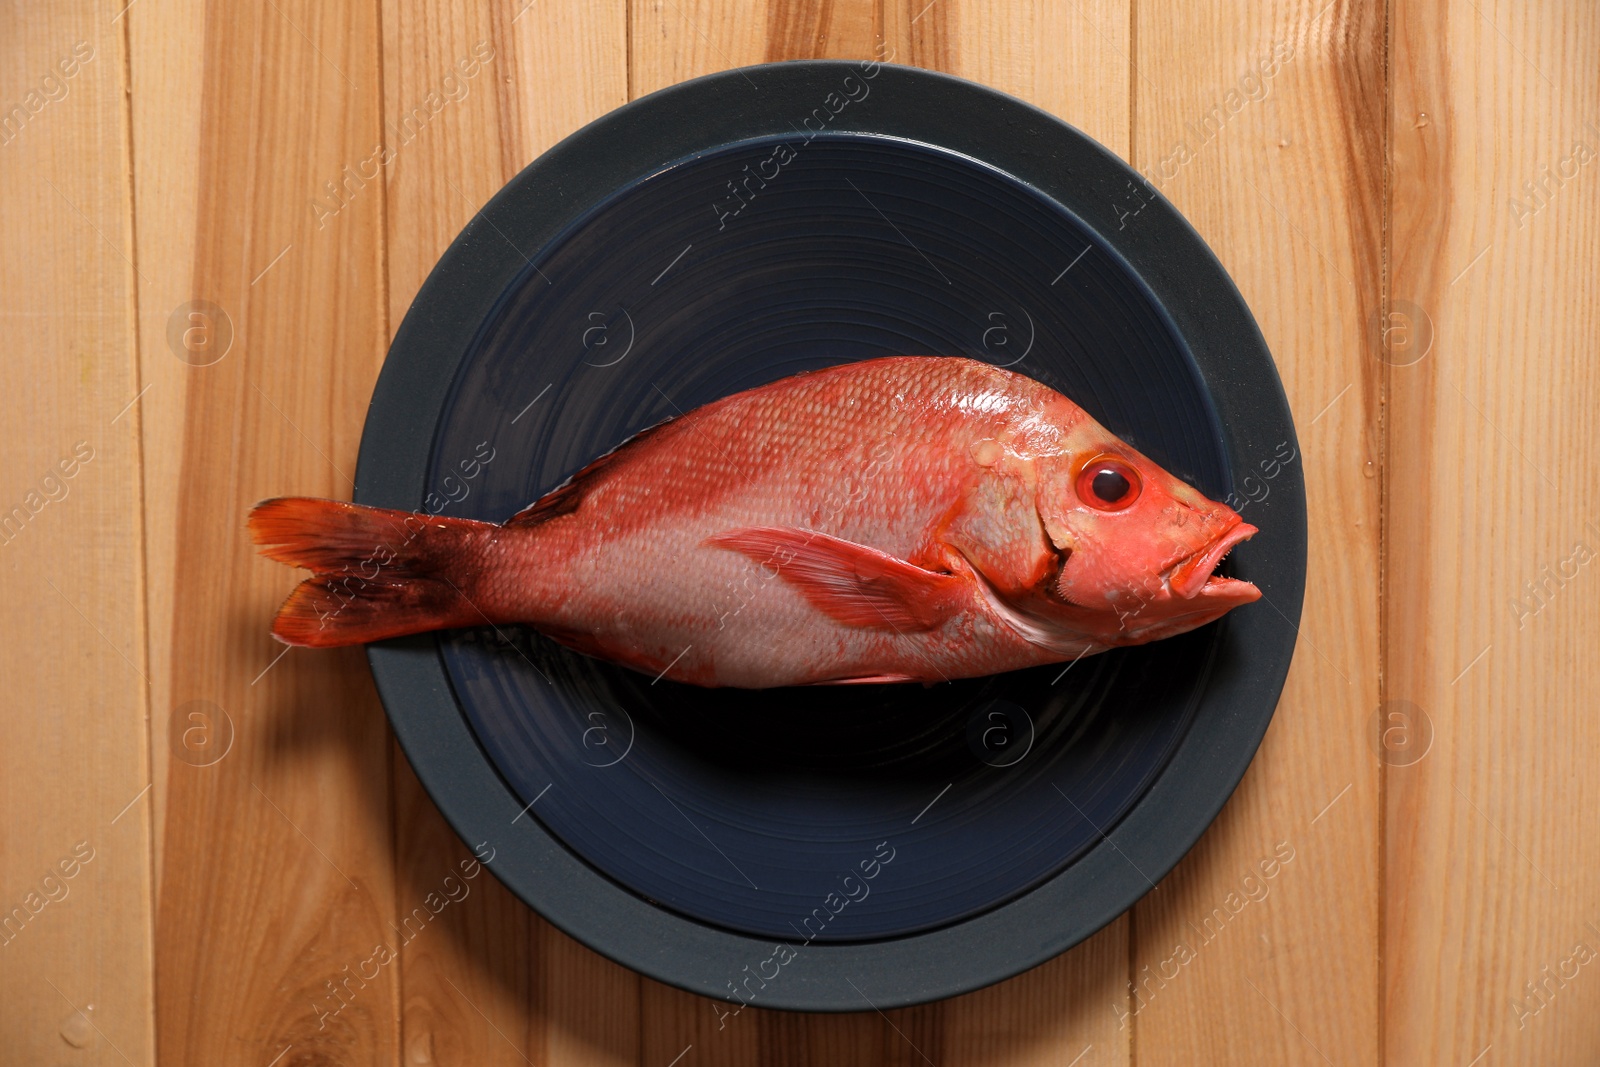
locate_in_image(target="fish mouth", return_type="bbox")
[1166,521,1259,600]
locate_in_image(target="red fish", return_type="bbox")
[249,356,1259,687]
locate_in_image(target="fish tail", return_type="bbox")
[248,496,499,647]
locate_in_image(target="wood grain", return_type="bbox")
[924,0,1131,160]
[124,0,206,894]
[1387,2,1600,1064]
[1131,1,1384,1063]
[0,5,155,1064]
[379,2,637,1065]
[128,0,402,1063]
[6,0,1600,1062]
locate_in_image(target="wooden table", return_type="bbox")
[6,1,1598,1063]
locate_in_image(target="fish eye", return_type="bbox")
[1077,456,1141,511]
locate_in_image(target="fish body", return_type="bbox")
[250,356,1259,687]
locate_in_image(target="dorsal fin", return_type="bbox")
[504,414,677,527]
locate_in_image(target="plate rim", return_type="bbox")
[355,58,1307,1013]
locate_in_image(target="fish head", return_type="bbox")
[1031,414,1261,643]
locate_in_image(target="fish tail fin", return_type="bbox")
[248,496,499,647]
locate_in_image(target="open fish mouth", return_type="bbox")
[1166,521,1259,600]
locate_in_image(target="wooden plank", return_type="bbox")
[937,926,1128,1067]
[125,0,402,1062]
[0,6,155,1064]
[391,757,536,1067]
[123,0,205,894]
[377,3,636,1065]
[631,0,769,99]
[628,2,1131,1063]
[24,0,1600,1060]
[918,0,1131,161]
[1387,1,1600,1063]
[1131,1,1384,1063]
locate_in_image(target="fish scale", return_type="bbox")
[248,356,1260,688]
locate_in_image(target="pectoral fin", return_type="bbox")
[703,526,968,631]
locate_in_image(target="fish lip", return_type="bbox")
[1193,574,1262,604]
[1166,520,1258,599]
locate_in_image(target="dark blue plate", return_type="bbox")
[357,61,1305,1010]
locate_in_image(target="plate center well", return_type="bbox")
[424,133,1229,941]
